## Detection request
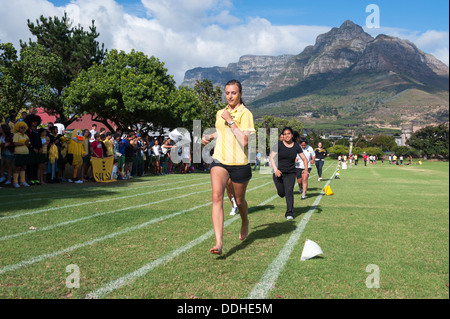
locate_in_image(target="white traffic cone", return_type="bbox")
[300,239,324,261]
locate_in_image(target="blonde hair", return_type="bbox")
[14,121,28,132]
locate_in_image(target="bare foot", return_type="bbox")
[239,220,249,241]
[209,246,222,255]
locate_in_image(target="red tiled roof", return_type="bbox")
[34,108,117,132]
[34,108,57,124]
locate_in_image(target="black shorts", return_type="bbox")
[38,153,48,164]
[14,154,29,167]
[125,156,136,163]
[295,167,311,179]
[210,161,252,184]
[66,154,74,166]
[83,155,91,165]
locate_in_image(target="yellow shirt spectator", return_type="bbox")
[82,137,90,156]
[8,121,15,133]
[13,132,30,155]
[104,139,113,157]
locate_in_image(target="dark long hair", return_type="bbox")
[293,131,300,143]
[281,126,294,136]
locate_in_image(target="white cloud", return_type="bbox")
[141,0,235,30]
[0,0,60,46]
[414,30,449,65]
[1,0,448,85]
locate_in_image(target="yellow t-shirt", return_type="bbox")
[82,138,89,156]
[104,139,113,157]
[212,104,255,166]
[13,132,29,155]
[9,121,15,133]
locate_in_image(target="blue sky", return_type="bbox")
[1,0,448,84]
[47,0,449,32]
[233,0,449,31]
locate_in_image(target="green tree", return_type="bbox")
[407,124,449,159]
[168,86,202,131]
[351,146,364,156]
[354,134,369,149]
[253,116,304,153]
[391,145,411,156]
[259,115,304,136]
[370,134,396,151]
[21,13,105,126]
[362,147,384,157]
[0,42,62,114]
[334,138,350,147]
[327,145,349,158]
[193,79,226,130]
[0,43,26,113]
[65,49,177,132]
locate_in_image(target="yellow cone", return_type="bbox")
[323,185,334,196]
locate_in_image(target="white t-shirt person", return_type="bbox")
[296,144,315,169]
[152,144,161,157]
[54,123,65,135]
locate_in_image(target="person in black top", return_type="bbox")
[269,127,309,220]
[124,131,137,179]
[25,114,42,185]
[314,142,327,181]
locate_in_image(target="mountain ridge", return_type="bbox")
[182,20,449,133]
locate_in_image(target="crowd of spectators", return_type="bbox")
[0,110,195,189]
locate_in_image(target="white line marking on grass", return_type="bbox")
[0,174,208,200]
[0,177,267,241]
[247,164,339,299]
[0,175,210,207]
[0,189,209,242]
[0,180,272,276]
[0,201,211,275]
[0,180,212,221]
[85,193,279,299]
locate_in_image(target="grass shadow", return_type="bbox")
[293,204,323,217]
[216,200,324,258]
[0,171,212,215]
[248,204,275,215]
[218,221,297,259]
[0,182,120,215]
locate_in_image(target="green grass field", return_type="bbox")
[0,160,448,299]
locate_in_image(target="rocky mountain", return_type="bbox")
[181,54,294,102]
[182,20,449,133]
